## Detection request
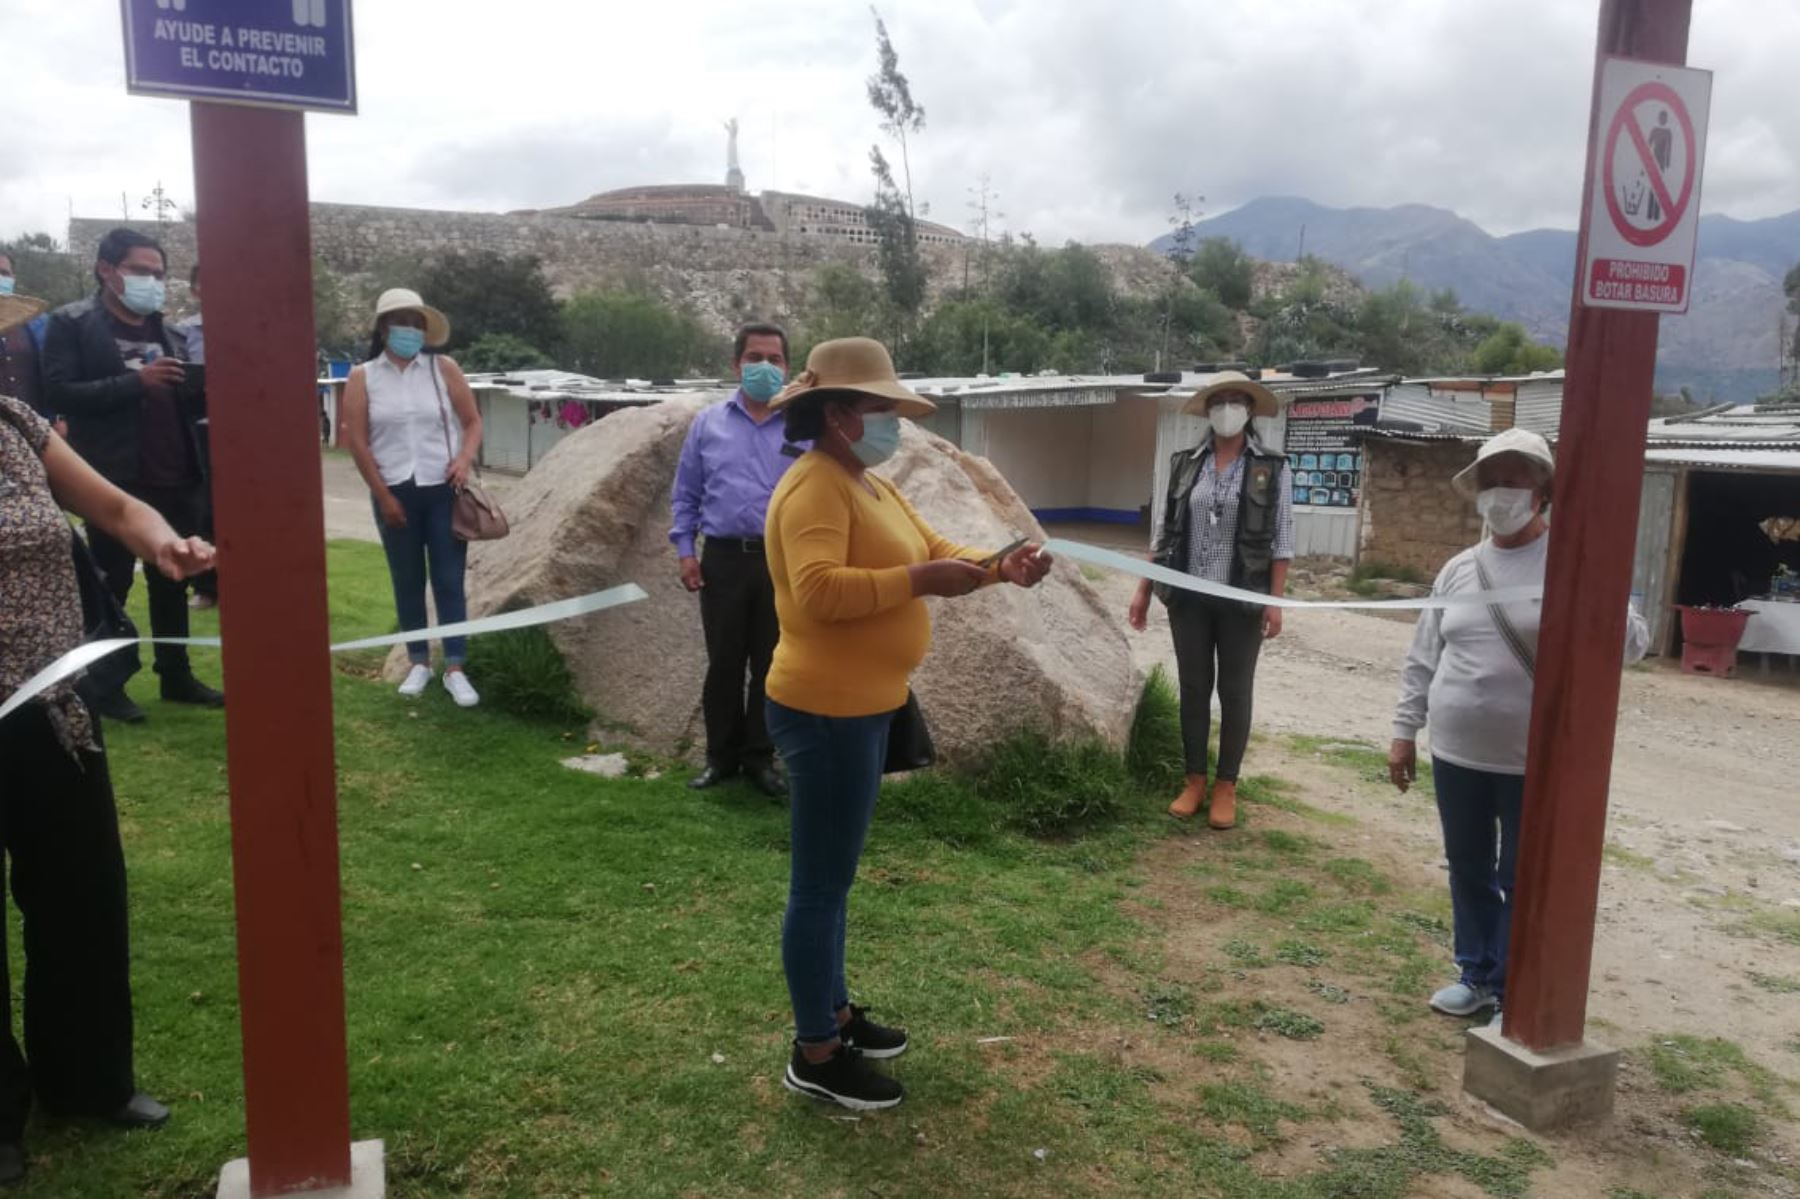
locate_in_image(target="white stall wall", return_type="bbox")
[1087,396,1159,517]
[968,407,1093,510]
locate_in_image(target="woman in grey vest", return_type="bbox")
[1129,374,1295,829]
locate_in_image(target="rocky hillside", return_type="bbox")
[1152,195,1800,400]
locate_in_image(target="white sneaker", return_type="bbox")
[398,664,433,698]
[444,670,480,709]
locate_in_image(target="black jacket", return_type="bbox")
[42,292,195,486]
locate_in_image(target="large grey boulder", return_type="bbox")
[397,397,1139,762]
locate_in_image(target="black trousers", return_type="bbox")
[1167,593,1265,782]
[0,706,136,1140]
[86,482,205,682]
[698,541,779,770]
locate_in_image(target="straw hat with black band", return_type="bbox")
[1179,370,1282,420]
[0,293,47,337]
[373,287,451,348]
[768,337,937,419]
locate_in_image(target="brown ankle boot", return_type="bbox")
[1208,780,1239,830]
[1168,775,1207,819]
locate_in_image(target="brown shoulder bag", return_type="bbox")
[430,356,509,541]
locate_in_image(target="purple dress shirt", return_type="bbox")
[669,391,803,559]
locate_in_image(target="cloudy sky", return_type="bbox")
[4,0,1796,247]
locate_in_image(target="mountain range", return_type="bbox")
[1150,196,1800,401]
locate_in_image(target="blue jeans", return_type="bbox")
[767,698,892,1044]
[1432,757,1524,1000]
[373,480,469,667]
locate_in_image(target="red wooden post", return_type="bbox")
[1502,0,1693,1053]
[190,101,354,1194]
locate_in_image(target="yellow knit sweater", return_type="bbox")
[764,452,991,717]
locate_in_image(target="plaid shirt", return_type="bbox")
[1184,450,1296,585]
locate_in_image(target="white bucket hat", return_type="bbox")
[373,287,450,348]
[1453,427,1555,497]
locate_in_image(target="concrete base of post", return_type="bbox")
[1462,1027,1619,1129]
[216,1139,385,1199]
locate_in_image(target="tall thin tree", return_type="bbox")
[867,7,926,221]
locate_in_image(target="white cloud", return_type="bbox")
[2,0,1795,247]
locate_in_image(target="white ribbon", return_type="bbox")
[0,583,648,723]
[1041,540,1542,611]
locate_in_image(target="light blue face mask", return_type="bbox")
[850,413,902,467]
[0,276,15,297]
[739,360,786,403]
[386,325,426,359]
[120,274,166,316]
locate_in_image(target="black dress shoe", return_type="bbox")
[687,765,737,791]
[90,690,147,725]
[0,1143,23,1187]
[749,764,788,798]
[160,674,225,707]
[107,1092,170,1130]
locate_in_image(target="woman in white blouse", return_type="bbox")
[340,289,484,707]
[1388,428,1647,1024]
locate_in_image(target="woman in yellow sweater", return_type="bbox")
[764,338,1051,1110]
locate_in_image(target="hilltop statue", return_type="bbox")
[724,118,745,193]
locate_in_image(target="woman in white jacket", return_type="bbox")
[1387,428,1647,1024]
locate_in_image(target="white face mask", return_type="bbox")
[1477,487,1539,536]
[1209,402,1250,439]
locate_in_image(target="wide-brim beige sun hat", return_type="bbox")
[1452,427,1556,497]
[0,293,47,335]
[1179,371,1282,420]
[373,287,451,348]
[769,337,937,420]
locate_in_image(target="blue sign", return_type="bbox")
[121,0,356,114]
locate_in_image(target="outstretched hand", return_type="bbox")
[998,543,1052,589]
[154,536,216,582]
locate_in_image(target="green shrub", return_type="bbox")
[881,771,1000,851]
[1126,665,1186,792]
[465,624,591,724]
[975,729,1131,837]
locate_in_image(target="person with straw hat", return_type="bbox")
[761,337,1052,1111]
[1388,428,1647,1027]
[0,290,213,1185]
[339,287,485,709]
[1128,372,1295,830]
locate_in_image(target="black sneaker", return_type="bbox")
[841,1005,908,1060]
[160,674,225,707]
[783,1043,904,1111]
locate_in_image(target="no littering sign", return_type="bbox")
[1581,57,1711,313]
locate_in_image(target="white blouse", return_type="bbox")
[361,353,460,487]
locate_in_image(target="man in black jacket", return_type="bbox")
[42,228,223,723]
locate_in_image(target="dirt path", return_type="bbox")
[1098,571,1800,1091]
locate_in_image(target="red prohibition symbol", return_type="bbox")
[1602,80,1697,248]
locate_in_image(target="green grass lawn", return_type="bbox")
[10,541,1173,1197]
[19,543,1741,1198]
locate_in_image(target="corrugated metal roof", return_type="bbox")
[1648,408,1800,443]
[1380,383,1492,434]
[1645,447,1800,471]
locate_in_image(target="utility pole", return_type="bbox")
[1462,0,1694,1130]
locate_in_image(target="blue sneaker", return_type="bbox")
[1429,981,1498,1016]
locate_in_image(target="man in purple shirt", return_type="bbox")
[670,323,801,796]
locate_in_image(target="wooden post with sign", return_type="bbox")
[1462,0,1695,1130]
[190,100,368,1199]
[120,1,378,1194]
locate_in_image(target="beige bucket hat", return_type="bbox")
[1452,427,1556,497]
[373,287,451,348]
[0,293,47,335]
[769,337,937,419]
[1180,371,1282,420]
